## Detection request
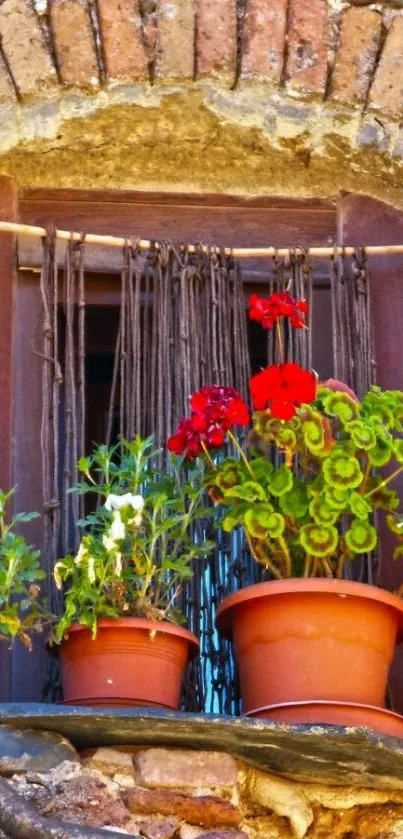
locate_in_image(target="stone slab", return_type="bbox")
[0,723,80,775]
[1,706,403,789]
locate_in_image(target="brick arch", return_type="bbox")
[0,0,403,199]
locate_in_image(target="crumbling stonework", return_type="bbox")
[6,742,403,839]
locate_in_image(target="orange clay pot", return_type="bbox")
[216,579,403,716]
[58,617,199,708]
[244,702,403,739]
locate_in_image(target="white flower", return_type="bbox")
[115,551,122,576]
[87,555,96,584]
[110,510,126,541]
[105,493,144,513]
[74,542,88,565]
[102,534,116,553]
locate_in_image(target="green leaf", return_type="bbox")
[393,545,403,561]
[323,448,363,490]
[309,497,339,526]
[222,503,249,532]
[394,439,403,464]
[324,485,350,511]
[350,492,372,520]
[322,391,359,424]
[279,482,309,519]
[299,524,338,558]
[368,435,394,467]
[386,514,403,536]
[244,505,280,539]
[345,519,377,554]
[345,420,376,451]
[301,411,326,454]
[224,481,267,503]
[269,465,293,497]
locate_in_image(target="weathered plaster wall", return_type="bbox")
[0,0,402,205]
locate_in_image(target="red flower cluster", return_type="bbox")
[250,362,317,420]
[168,386,250,459]
[249,292,309,330]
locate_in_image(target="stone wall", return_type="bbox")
[0,0,403,205]
[6,736,403,839]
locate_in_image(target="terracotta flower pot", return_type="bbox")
[58,617,199,708]
[244,701,403,739]
[216,579,403,717]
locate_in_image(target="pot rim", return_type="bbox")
[59,617,199,659]
[216,578,403,640]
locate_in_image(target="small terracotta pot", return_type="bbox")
[58,617,199,708]
[216,579,403,716]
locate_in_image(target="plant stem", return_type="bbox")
[276,321,284,364]
[245,532,282,579]
[200,441,216,469]
[364,463,403,499]
[227,430,256,479]
[336,554,344,579]
[278,535,292,577]
[322,557,333,578]
[303,556,312,577]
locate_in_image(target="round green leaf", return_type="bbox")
[224,481,267,503]
[322,391,359,424]
[345,519,377,554]
[279,483,310,519]
[299,524,338,558]
[309,497,339,526]
[244,504,276,539]
[266,513,285,539]
[323,449,363,490]
[345,420,376,451]
[301,411,325,454]
[269,465,294,497]
[349,492,372,520]
[324,485,350,510]
[368,436,393,467]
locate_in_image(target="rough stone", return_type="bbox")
[0,53,16,102]
[50,0,99,88]
[81,747,136,779]
[0,725,80,776]
[125,787,241,827]
[241,0,287,85]
[96,0,149,81]
[0,0,57,99]
[133,749,237,792]
[331,6,382,105]
[193,834,248,839]
[286,0,328,95]
[129,815,180,839]
[155,0,195,81]
[39,774,132,828]
[370,16,403,120]
[195,0,236,85]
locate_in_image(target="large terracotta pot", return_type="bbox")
[58,617,199,708]
[216,579,403,717]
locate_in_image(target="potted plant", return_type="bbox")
[0,488,50,649]
[52,436,213,708]
[168,290,403,735]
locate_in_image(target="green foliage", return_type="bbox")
[52,437,213,641]
[0,488,50,647]
[206,385,403,578]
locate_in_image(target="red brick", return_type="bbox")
[369,17,403,120]
[241,0,287,85]
[96,0,148,82]
[155,0,195,81]
[286,0,328,95]
[133,749,237,792]
[40,776,131,828]
[195,0,236,85]
[0,0,56,99]
[331,7,381,105]
[50,0,99,88]
[125,787,241,828]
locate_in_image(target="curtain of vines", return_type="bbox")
[38,236,374,710]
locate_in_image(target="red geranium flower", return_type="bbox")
[250,362,317,420]
[190,385,250,429]
[249,292,308,330]
[167,418,205,459]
